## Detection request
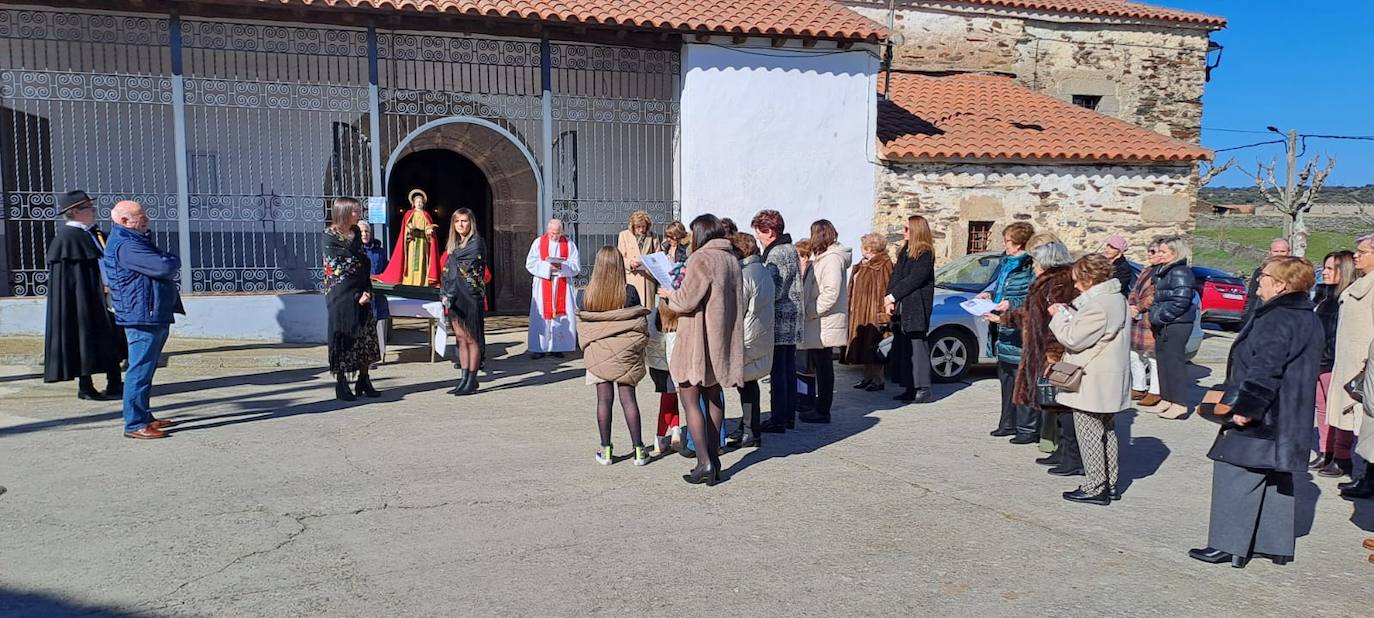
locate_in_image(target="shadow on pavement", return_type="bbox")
[0,587,137,617]
[1114,411,1171,495]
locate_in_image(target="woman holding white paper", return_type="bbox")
[618,209,659,304]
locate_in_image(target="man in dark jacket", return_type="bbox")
[101,200,184,440]
[43,190,124,400]
[1102,235,1135,296]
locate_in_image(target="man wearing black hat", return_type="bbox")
[43,190,124,400]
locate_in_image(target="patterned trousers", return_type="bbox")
[1073,410,1120,494]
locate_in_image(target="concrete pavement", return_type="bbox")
[0,324,1370,616]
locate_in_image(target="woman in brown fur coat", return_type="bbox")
[993,238,1081,475]
[846,233,894,390]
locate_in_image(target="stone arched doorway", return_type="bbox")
[385,117,542,313]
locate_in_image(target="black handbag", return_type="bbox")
[1036,377,1059,408]
[1345,365,1366,404]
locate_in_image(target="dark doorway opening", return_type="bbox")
[387,149,506,308]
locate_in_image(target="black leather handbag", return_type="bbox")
[1344,364,1366,404]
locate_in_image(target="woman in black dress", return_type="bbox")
[442,208,487,395]
[322,197,381,401]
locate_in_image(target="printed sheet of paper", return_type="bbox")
[639,252,678,289]
[960,298,999,317]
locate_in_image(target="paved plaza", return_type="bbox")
[1,321,1370,616]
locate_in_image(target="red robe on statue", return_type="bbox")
[374,208,440,286]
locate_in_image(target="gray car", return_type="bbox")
[885,252,1203,383]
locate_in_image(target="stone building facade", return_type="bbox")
[851,0,1223,261]
[876,162,1195,259]
[873,72,1210,261]
[844,0,1224,141]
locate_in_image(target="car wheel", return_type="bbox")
[929,327,975,383]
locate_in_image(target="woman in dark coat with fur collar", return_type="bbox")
[997,239,1081,475]
[1190,256,1323,569]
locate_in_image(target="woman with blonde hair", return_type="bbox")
[578,246,651,466]
[1311,250,1357,476]
[441,208,487,395]
[618,209,659,305]
[886,215,936,403]
[322,197,382,401]
[848,232,893,391]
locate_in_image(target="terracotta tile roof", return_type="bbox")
[926,0,1226,28]
[252,0,888,41]
[878,73,1212,163]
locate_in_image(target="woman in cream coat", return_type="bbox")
[727,232,775,448]
[799,220,852,425]
[1049,254,1131,506]
[1338,232,1374,498]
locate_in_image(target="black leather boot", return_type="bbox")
[1340,475,1374,499]
[335,373,355,402]
[103,370,124,397]
[449,369,469,395]
[355,370,381,398]
[458,368,479,395]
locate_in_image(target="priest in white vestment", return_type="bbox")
[525,218,581,357]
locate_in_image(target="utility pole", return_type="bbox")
[1283,128,1301,253]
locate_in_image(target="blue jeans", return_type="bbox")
[123,325,170,433]
[768,344,797,425]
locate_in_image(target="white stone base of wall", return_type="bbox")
[0,293,328,343]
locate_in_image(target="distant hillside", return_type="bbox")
[1201,185,1374,205]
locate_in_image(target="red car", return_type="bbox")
[1191,266,1247,328]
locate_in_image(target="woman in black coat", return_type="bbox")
[1148,236,1197,419]
[885,215,936,403]
[1189,256,1323,569]
[441,208,487,396]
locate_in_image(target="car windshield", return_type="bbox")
[936,252,1002,293]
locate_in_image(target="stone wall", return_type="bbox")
[848,2,1213,142]
[874,162,1198,262]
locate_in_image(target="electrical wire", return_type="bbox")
[1212,139,1284,153]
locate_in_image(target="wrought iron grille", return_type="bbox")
[180,18,371,292]
[550,42,680,284]
[0,8,174,297]
[0,5,681,300]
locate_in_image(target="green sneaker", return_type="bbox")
[595,445,613,466]
[633,446,650,466]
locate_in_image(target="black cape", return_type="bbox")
[43,225,124,382]
[323,227,380,374]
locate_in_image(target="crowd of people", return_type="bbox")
[36,189,1374,566]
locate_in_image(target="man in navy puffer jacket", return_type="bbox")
[100,200,184,440]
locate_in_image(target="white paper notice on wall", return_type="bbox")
[366,197,387,225]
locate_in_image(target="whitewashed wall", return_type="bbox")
[679,41,879,248]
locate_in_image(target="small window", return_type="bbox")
[967,221,993,254]
[1072,95,1103,110]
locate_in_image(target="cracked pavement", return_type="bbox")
[1,326,1371,615]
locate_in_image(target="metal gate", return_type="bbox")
[0,4,679,297]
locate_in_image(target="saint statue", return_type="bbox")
[375,189,440,286]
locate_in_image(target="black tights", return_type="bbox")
[595,382,643,449]
[680,383,725,468]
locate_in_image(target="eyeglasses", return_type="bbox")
[1357,249,1374,258]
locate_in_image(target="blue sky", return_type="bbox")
[1161,1,1373,187]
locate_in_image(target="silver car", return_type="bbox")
[891,252,1203,383]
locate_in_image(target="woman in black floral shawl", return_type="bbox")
[323,197,381,401]
[441,208,487,395]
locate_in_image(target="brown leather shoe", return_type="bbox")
[1363,538,1374,551]
[1130,389,1146,401]
[147,419,176,431]
[1138,393,1163,407]
[124,426,168,440]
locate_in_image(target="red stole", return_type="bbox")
[539,234,570,320]
[373,208,440,286]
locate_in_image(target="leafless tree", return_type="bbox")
[1243,153,1336,258]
